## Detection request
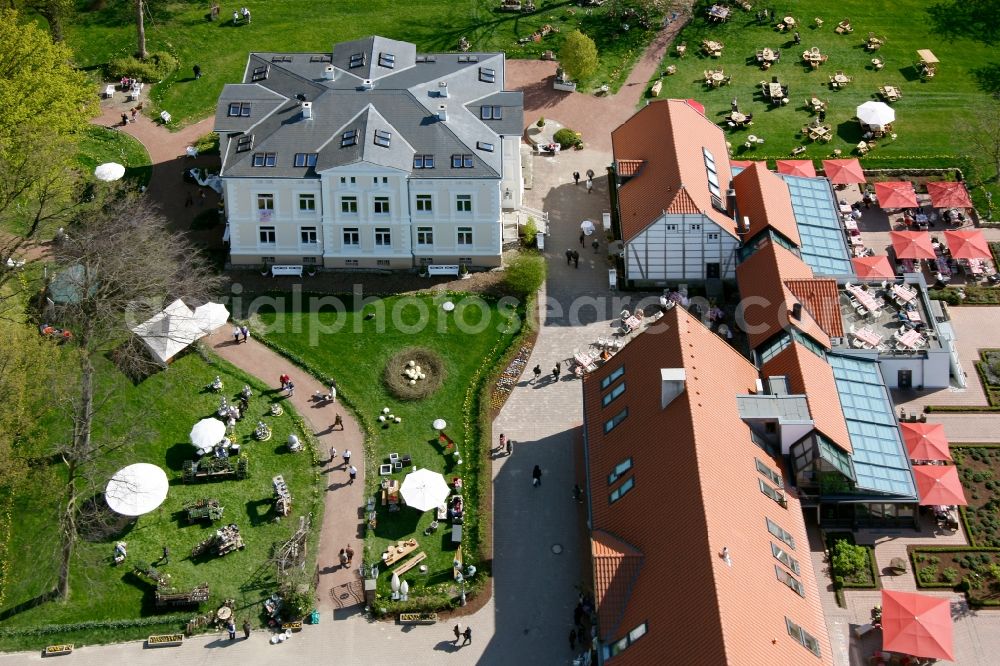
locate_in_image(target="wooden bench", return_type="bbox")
[270,264,303,277]
[159,110,172,124]
[427,264,459,277]
[392,551,427,576]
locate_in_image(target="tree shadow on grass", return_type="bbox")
[0,589,58,622]
[244,497,273,527]
[970,63,1000,98]
[165,442,194,471]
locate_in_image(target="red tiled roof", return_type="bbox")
[612,99,737,243]
[582,307,832,665]
[784,278,844,338]
[616,159,645,177]
[665,185,702,214]
[592,530,644,638]
[735,241,831,350]
[733,162,802,246]
[761,343,853,454]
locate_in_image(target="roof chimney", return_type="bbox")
[438,81,449,97]
[301,101,313,119]
[323,65,335,80]
[741,216,751,233]
[660,368,686,410]
[727,188,737,213]
[361,79,374,90]
[438,104,448,121]
[791,302,802,321]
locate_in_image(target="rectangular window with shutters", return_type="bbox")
[417,227,434,246]
[374,228,391,246]
[343,228,359,247]
[300,227,317,245]
[374,197,390,214]
[341,196,357,214]
[298,194,316,212]
[416,195,432,212]
[457,227,472,246]
[259,227,275,244]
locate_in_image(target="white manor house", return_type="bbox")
[214,35,524,270]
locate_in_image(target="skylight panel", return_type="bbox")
[479,66,496,83]
[373,129,391,148]
[235,135,253,153]
[341,129,358,147]
[251,65,269,82]
[378,52,395,69]
[476,141,494,152]
[349,52,365,69]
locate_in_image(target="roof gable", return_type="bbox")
[592,530,644,639]
[784,279,844,338]
[733,162,802,246]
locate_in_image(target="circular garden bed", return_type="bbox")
[383,347,445,400]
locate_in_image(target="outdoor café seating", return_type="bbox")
[702,40,724,57]
[878,85,902,102]
[835,19,853,34]
[830,71,852,89]
[707,4,730,22]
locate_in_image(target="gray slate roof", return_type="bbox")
[216,36,524,180]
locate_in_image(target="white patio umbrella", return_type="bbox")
[399,468,450,512]
[391,572,400,593]
[193,302,230,334]
[105,463,169,516]
[856,101,895,130]
[432,419,447,431]
[190,417,226,449]
[94,162,126,182]
[580,220,596,236]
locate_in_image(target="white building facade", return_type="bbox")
[215,36,523,269]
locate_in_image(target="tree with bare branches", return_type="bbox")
[956,99,1000,185]
[47,194,225,599]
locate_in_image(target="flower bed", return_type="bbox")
[953,446,1000,547]
[825,532,879,589]
[146,633,184,646]
[489,342,534,412]
[398,612,437,624]
[908,547,1000,606]
[44,644,73,655]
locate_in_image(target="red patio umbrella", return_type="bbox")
[913,465,968,506]
[943,229,991,260]
[852,255,896,280]
[874,181,918,209]
[890,231,936,260]
[822,158,866,184]
[926,181,973,209]
[776,159,817,178]
[900,422,952,461]
[882,590,955,661]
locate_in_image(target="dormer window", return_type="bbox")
[341,129,357,147]
[413,154,434,169]
[378,52,395,69]
[235,135,253,153]
[251,65,269,81]
[373,129,391,148]
[451,154,473,168]
[252,152,277,167]
[480,105,502,120]
[479,66,495,83]
[294,153,318,167]
[349,52,365,69]
[476,141,494,152]
[228,102,251,117]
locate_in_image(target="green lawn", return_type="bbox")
[61,1,657,125]
[0,348,322,650]
[649,1,996,173]
[255,292,521,606]
[76,125,152,187]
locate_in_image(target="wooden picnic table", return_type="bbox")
[804,123,832,142]
[766,82,784,99]
[702,40,724,56]
[879,85,901,102]
[730,111,747,124]
[382,538,419,566]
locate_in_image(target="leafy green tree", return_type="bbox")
[831,540,868,580]
[503,252,546,295]
[559,30,598,82]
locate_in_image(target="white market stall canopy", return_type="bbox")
[105,463,169,516]
[131,298,211,364]
[399,468,450,512]
[193,302,230,334]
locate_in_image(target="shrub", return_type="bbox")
[536,117,545,128]
[553,128,581,149]
[928,289,960,305]
[831,540,869,580]
[942,567,960,584]
[382,347,446,401]
[281,589,312,619]
[192,132,220,156]
[107,51,178,82]
[559,29,599,81]
[503,252,546,296]
[522,217,538,247]
[918,565,938,584]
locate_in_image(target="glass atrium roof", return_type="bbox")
[780,175,854,277]
[827,354,916,499]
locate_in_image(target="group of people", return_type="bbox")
[278,372,295,396]
[337,544,355,568]
[572,169,596,193]
[232,324,250,344]
[233,6,251,24]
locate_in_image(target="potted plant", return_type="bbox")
[536,116,545,128]
[459,264,470,279]
[260,263,270,276]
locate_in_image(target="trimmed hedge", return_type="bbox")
[0,613,190,639]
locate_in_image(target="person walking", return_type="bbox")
[552,362,561,381]
[339,548,348,568]
[586,178,593,194]
[227,618,237,640]
[185,191,194,208]
[329,384,337,402]
[592,238,600,254]
[343,449,352,466]
[279,373,290,389]
[569,627,577,651]
[285,380,294,397]
[240,324,249,343]
[573,171,581,185]
[498,433,507,454]
[328,446,337,464]
[586,168,595,179]
[232,325,241,344]
[453,623,462,643]
[121,112,129,126]
[242,620,251,640]
[242,6,251,23]
[346,545,354,564]
[572,250,580,268]
[565,248,573,265]
[462,626,472,645]
[193,64,201,79]
[532,364,541,382]
[131,107,138,122]
[579,232,585,247]
[160,546,169,565]
[505,437,513,456]
[532,465,543,487]
[333,414,343,430]
[348,465,357,484]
